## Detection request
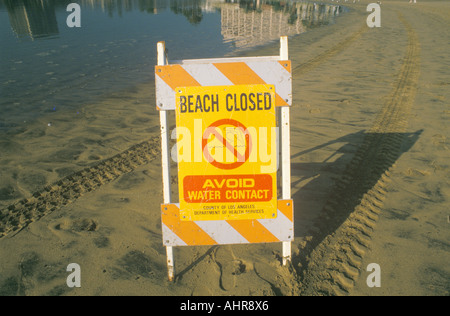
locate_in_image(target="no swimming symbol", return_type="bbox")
[202,118,252,170]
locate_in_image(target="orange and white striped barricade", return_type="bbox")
[155,37,292,281]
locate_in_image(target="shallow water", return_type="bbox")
[1,0,345,126]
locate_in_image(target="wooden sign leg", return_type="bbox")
[157,41,175,281]
[280,36,292,266]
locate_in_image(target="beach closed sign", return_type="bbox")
[156,39,294,281]
[174,84,278,221]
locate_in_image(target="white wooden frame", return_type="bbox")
[156,37,292,281]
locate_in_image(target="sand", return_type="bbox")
[0,0,449,296]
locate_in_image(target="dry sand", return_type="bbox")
[0,0,449,296]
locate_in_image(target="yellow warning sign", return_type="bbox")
[175,84,278,221]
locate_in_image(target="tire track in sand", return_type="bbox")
[292,24,368,76]
[0,137,160,239]
[298,13,421,296]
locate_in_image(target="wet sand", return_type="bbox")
[0,1,449,296]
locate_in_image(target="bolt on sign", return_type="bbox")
[175,84,277,222]
[155,37,293,281]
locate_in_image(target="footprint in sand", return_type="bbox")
[48,217,98,242]
[213,246,247,291]
[54,218,98,232]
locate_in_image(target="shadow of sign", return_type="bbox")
[290,129,423,279]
